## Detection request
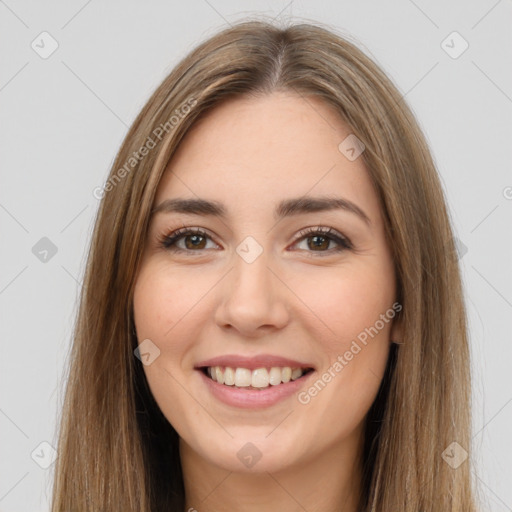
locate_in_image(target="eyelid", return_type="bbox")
[158,225,352,254]
[288,226,353,253]
[293,226,351,245]
[158,226,219,251]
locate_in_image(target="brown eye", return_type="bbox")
[306,235,330,251]
[292,227,352,254]
[160,228,218,252]
[183,233,207,250]
[159,226,351,256]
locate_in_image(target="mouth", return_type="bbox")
[194,354,316,408]
[200,365,315,390]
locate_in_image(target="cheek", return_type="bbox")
[133,262,212,345]
[132,263,207,429]
[132,263,204,415]
[291,260,396,349]
[290,261,395,420]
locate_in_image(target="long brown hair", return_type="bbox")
[51,18,478,511]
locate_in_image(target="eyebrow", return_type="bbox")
[151,195,371,225]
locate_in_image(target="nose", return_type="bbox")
[214,249,290,338]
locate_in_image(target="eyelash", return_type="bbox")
[157,226,353,256]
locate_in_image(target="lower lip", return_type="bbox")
[197,369,314,409]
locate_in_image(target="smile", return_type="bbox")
[204,366,314,389]
[195,354,315,408]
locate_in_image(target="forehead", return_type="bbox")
[154,92,380,222]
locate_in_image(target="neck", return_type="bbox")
[180,427,364,512]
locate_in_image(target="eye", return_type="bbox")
[158,226,352,255]
[291,226,352,255]
[158,227,219,253]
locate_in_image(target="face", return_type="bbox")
[133,92,400,475]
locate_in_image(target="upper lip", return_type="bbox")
[195,354,315,371]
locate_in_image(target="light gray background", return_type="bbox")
[1,1,511,510]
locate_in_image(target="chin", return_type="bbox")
[187,431,302,474]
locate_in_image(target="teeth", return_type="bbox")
[224,366,235,385]
[291,368,302,380]
[281,367,292,383]
[269,367,282,386]
[215,366,224,384]
[206,366,308,388]
[234,368,252,387]
[252,368,269,388]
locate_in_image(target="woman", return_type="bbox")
[51,19,478,511]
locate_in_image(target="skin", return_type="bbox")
[133,91,401,512]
